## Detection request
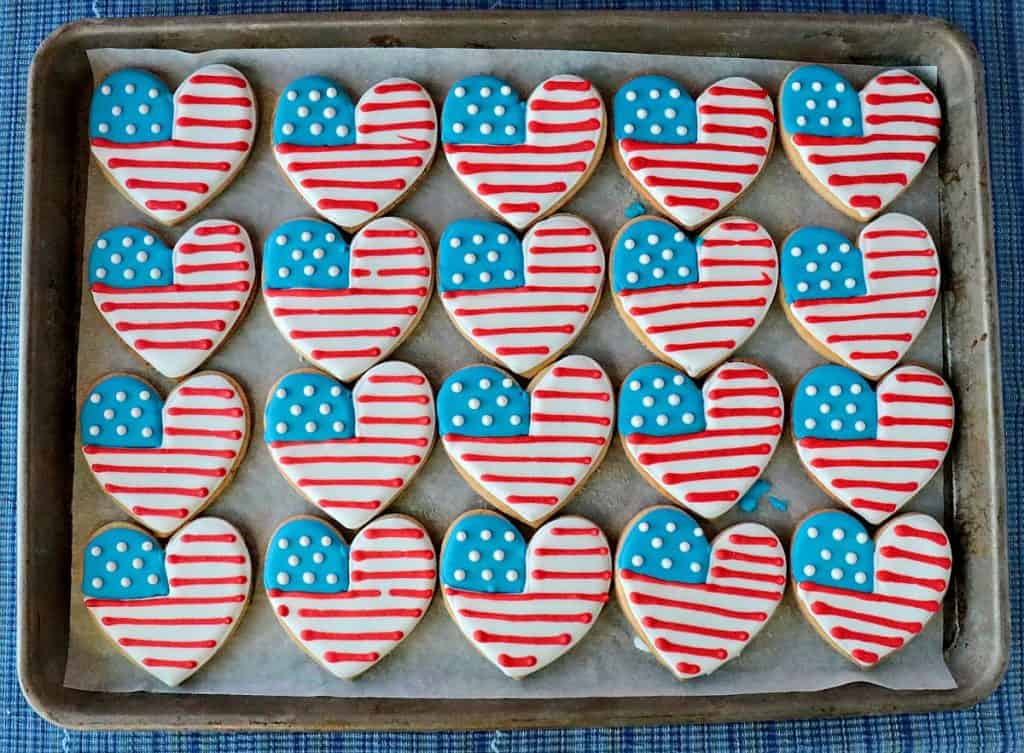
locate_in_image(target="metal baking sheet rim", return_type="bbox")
[17,11,1008,730]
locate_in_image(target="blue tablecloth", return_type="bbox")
[3,0,1020,750]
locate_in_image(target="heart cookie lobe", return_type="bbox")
[791,509,951,668]
[792,364,953,524]
[779,66,940,220]
[272,76,437,230]
[441,75,606,228]
[616,507,786,679]
[89,221,255,378]
[263,217,433,382]
[611,215,778,377]
[441,511,610,678]
[265,362,435,529]
[619,362,784,519]
[89,65,256,225]
[437,355,614,525]
[82,518,251,686]
[438,215,605,376]
[265,515,436,679]
[81,372,250,535]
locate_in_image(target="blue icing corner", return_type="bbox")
[88,227,173,289]
[264,518,350,593]
[80,375,163,448]
[780,65,863,137]
[781,227,867,303]
[612,218,698,293]
[792,510,874,593]
[89,69,174,144]
[614,75,697,144]
[273,75,356,147]
[441,75,526,145]
[618,364,705,437]
[618,507,710,584]
[438,219,525,293]
[82,527,168,598]
[265,372,356,443]
[441,512,526,593]
[793,364,877,440]
[264,219,350,290]
[437,365,530,438]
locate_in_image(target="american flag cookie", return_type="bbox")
[436,354,614,527]
[81,517,251,686]
[80,372,250,536]
[616,506,785,679]
[778,66,941,221]
[441,75,606,229]
[792,363,953,525]
[272,76,437,232]
[440,510,611,678]
[89,65,256,225]
[791,509,951,668]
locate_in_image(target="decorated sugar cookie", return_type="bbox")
[88,220,255,378]
[262,217,433,382]
[265,515,435,679]
[610,215,778,378]
[791,509,951,668]
[80,372,250,535]
[437,355,614,526]
[616,506,786,679]
[618,361,783,519]
[89,65,256,225]
[440,510,610,678]
[792,363,953,525]
[778,66,940,220]
[441,75,606,228]
[82,517,251,686]
[779,214,939,379]
[438,215,605,376]
[272,76,437,231]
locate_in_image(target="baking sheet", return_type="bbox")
[63,46,953,697]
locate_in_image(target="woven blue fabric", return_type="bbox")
[3,0,1021,750]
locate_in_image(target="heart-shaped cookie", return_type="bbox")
[613,76,774,230]
[82,517,251,686]
[619,361,784,519]
[610,215,778,377]
[272,76,437,231]
[265,362,435,530]
[80,372,250,535]
[616,506,785,679]
[263,217,432,382]
[441,75,606,228]
[440,510,610,678]
[265,515,435,679]
[779,214,939,379]
[791,509,951,668]
[778,66,940,220]
[88,221,255,378]
[89,65,256,225]
[792,363,953,525]
[437,355,614,526]
[438,215,605,376]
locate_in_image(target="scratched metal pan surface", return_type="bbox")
[18,11,1006,730]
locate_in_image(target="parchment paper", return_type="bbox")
[64,46,954,697]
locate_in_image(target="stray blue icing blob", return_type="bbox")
[618,364,706,437]
[441,512,526,593]
[80,375,162,448]
[265,372,356,443]
[438,220,525,293]
[618,507,710,584]
[781,227,867,303]
[780,65,863,137]
[441,76,526,145]
[614,75,697,144]
[89,69,174,144]
[612,218,698,293]
[737,478,772,513]
[273,75,356,147]
[264,219,349,290]
[264,518,350,593]
[768,495,789,511]
[82,527,168,598]
[437,365,530,438]
[624,201,647,219]
[791,510,874,593]
[88,227,173,289]
[793,364,877,440]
